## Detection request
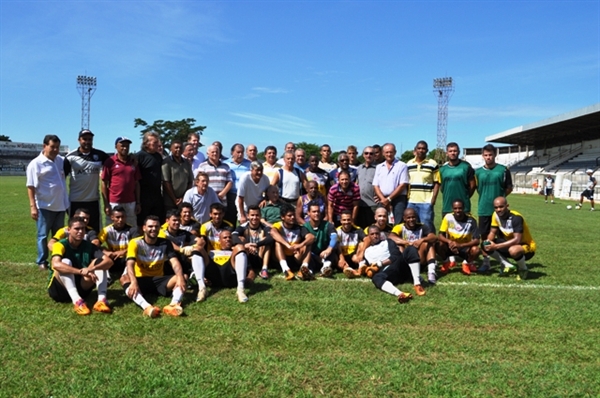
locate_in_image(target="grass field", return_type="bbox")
[1,175,599,397]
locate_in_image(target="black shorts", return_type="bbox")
[544,187,553,196]
[109,257,127,278]
[48,274,94,303]
[478,216,492,238]
[284,255,303,272]
[247,252,263,270]
[582,189,594,200]
[343,254,360,269]
[136,275,174,297]
[205,260,238,288]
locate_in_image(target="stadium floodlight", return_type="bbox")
[76,75,97,130]
[433,77,455,162]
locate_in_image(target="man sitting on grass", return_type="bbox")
[482,196,536,280]
[48,216,114,315]
[364,225,422,302]
[48,207,100,251]
[436,199,481,276]
[270,204,313,281]
[193,230,250,303]
[303,201,337,277]
[336,210,366,278]
[124,216,187,318]
[232,205,274,280]
[98,205,138,286]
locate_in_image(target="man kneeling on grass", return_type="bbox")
[124,215,187,318]
[364,225,424,303]
[482,196,536,280]
[191,230,250,303]
[48,216,114,315]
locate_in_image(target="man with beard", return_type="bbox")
[336,210,366,278]
[233,205,274,280]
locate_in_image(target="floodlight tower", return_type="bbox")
[76,75,97,130]
[433,77,454,161]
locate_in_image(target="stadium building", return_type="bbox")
[0,141,70,176]
[463,103,600,200]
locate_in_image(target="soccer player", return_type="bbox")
[483,197,536,280]
[475,144,513,272]
[390,208,438,285]
[576,169,596,211]
[123,216,187,318]
[98,205,137,283]
[439,142,476,216]
[270,204,313,280]
[48,216,114,315]
[48,208,100,251]
[303,201,337,277]
[261,185,283,227]
[364,225,421,303]
[436,199,481,276]
[178,202,201,235]
[232,205,274,280]
[336,210,366,278]
[543,174,555,204]
[200,203,234,251]
[194,230,251,303]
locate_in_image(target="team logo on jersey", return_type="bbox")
[93,154,99,161]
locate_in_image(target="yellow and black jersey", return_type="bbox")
[200,220,234,250]
[98,224,136,255]
[492,210,536,250]
[126,237,176,277]
[53,225,98,243]
[336,226,365,256]
[439,213,479,244]
[272,221,307,256]
[363,223,393,241]
[158,228,195,249]
[209,250,232,266]
[391,223,433,243]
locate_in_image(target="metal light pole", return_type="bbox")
[76,75,97,130]
[433,77,454,163]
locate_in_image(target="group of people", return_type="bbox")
[27,130,538,315]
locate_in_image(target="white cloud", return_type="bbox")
[227,112,331,138]
[252,87,290,94]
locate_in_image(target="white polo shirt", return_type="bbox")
[26,152,69,212]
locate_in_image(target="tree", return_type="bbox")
[295,142,321,158]
[428,148,446,164]
[400,149,414,163]
[0,135,11,142]
[134,118,206,147]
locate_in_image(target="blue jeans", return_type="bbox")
[390,195,407,226]
[36,209,66,265]
[407,202,435,232]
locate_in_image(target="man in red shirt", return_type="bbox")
[101,136,141,229]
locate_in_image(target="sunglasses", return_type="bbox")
[364,152,374,155]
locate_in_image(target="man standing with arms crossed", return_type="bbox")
[27,134,70,270]
[373,143,410,225]
[475,144,513,273]
[439,142,476,217]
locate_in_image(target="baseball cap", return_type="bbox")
[115,136,132,145]
[79,129,94,137]
[585,169,593,174]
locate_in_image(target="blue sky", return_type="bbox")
[1,1,599,155]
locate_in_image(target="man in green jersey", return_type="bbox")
[439,142,476,216]
[474,144,513,273]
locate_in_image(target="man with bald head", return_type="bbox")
[482,197,536,280]
[372,143,409,224]
[246,144,260,163]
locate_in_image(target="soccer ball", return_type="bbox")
[566,205,572,210]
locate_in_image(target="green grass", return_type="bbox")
[1,175,599,397]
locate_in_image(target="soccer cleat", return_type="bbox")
[196,287,207,302]
[477,263,491,274]
[517,267,529,281]
[236,288,249,303]
[365,265,379,278]
[397,292,413,304]
[92,299,112,314]
[320,261,333,277]
[461,262,472,275]
[591,208,595,211]
[575,205,581,210]
[357,264,367,276]
[499,264,517,277]
[284,269,296,281]
[297,265,314,281]
[143,305,160,318]
[414,284,426,296]
[468,263,478,273]
[259,269,269,279]
[551,200,555,204]
[162,303,183,317]
[343,267,358,279]
[440,260,456,274]
[427,271,437,285]
[73,299,91,316]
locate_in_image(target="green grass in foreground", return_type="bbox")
[1,176,599,397]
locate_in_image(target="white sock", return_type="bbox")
[516,256,527,270]
[279,260,290,272]
[408,262,421,285]
[59,274,82,304]
[94,269,107,301]
[171,287,183,305]
[449,256,456,263]
[490,251,512,267]
[381,281,401,296]
[191,255,206,288]
[235,253,248,289]
[125,286,151,310]
[427,262,436,274]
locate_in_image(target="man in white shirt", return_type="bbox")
[26,134,69,270]
[237,161,270,224]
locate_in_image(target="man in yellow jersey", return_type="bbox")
[483,197,536,280]
[124,216,186,318]
[48,216,114,315]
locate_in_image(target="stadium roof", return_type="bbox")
[485,103,600,147]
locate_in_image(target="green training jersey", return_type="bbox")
[475,164,512,216]
[439,160,474,214]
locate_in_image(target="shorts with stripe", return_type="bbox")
[48,275,94,303]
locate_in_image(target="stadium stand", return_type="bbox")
[0,141,69,176]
